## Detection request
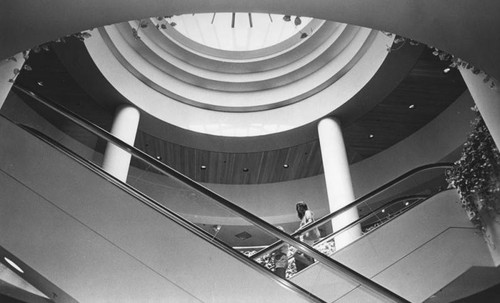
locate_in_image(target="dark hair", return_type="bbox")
[296,201,308,219]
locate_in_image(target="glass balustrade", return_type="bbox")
[2,85,441,302]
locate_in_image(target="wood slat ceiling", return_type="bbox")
[12,39,466,185]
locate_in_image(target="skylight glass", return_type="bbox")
[169,13,312,51]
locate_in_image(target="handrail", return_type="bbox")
[254,194,428,273]
[12,85,410,302]
[253,163,452,259]
[315,194,428,247]
[10,97,326,303]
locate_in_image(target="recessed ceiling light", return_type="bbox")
[381,209,385,213]
[200,165,207,170]
[405,202,410,206]
[4,257,24,273]
[443,67,451,74]
[369,134,374,138]
[156,155,162,160]
[37,81,44,86]
[409,104,415,109]
[243,168,249,172]
[283,164,289,168]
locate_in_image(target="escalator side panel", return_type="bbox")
[292,190,494,302]
[0,116,312,303]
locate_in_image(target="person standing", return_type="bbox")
[293,201,320,271]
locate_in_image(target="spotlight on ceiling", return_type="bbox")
[443,67,451,74]
[409,104,415,109]
[156,155,162,160]
[369,134,374,138]
[200,165,207,170]
[283,164,289,168]
[243,168,249,172]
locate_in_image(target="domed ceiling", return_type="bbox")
[11,14,467,184]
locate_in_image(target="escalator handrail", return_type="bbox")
[315,194,429,247]
[13,122,327,303]
[255,194,429,274]
[12,85,410,303]
[252,163,452,259]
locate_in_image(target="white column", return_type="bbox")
[459,67,500,149]
[459,68,500,263]
[102,105,140,182]
[318,117,361,250]
[0,52,27,108]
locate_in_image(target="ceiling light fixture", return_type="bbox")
[369,134,374,138]
[200,165,207,170]
[156,155,162,160]
[443,67,451,74]
[283,164,289,168]
[4,257,24,273]
[409,104,415,109]
[243,168,249,172]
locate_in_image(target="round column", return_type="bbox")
[318,117,361,250]
[0,52,26,108]
[102,105,140,182]
[459,67,500,149]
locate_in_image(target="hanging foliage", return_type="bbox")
[446,107,500,233]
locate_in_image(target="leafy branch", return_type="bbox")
[133,16,177,40]
[383,33,497,89]
[4,31,92,83]
[446,107,500,236]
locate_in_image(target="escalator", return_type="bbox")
[0,86,410,302]
[1,86,494,302]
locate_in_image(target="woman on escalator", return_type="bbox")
[293,201,320,271]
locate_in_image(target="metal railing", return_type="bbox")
[12,84,412,302]
[252,163,452,260]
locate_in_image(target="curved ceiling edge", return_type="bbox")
[156,18,327,60]
[97,25,385,112]
[2,1,500,82]
[140,20,342,73]
[113,23,362,92]
[86,28,392,137]
[55,31,419,153]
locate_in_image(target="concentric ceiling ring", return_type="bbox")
[85,15,393,137]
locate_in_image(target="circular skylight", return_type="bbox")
[168,13,312,51]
